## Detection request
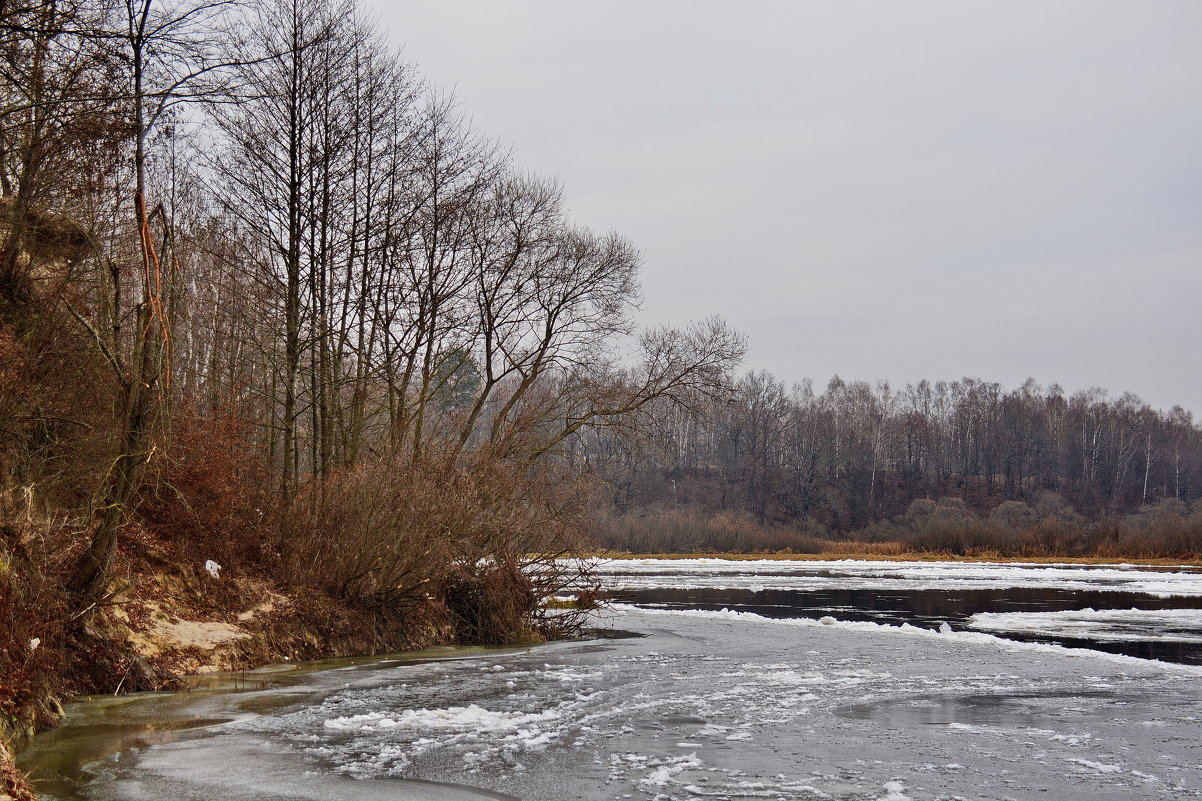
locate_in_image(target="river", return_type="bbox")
[21,559,1202,800]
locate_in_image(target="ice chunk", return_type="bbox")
[880,780,912,800]
[639,753,703,786]
[1071,758,1123,773]
[324,704,559,733]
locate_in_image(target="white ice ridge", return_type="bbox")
[603,604,1202,675]
[324,704,558,733]
[969,608,1202,643]
[590,557,1202,597]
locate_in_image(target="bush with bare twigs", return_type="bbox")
[280,455,598,643]
[138,403,274,570]
[592,508,909,555]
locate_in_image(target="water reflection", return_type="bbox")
[606,586,1202,665]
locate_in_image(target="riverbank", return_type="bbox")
[0,558,453,800]
[0,523,593,799]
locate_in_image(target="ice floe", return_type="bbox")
[592,557,1202,597]
[968,607,1202,643]
[608,603,1202,674]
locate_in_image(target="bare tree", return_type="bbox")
[67,0,240,604]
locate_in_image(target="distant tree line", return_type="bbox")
[586,374,1202,556]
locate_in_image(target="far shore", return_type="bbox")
[593,551,1202,567]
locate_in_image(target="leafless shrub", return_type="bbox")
[139,403,273,570]
[281,453,598,643]
[1088,499,1202,559]
[593,508,911,555]
[990,500,1039,532]
[1017,517,1091,557]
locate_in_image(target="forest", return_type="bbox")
[1,0,1200,796]
[589,373,1202,558]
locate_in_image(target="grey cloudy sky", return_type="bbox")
[366,1,1202,413]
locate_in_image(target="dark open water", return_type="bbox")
[606,585,1202,664]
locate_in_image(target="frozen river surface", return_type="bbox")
[598,558,1202,664]
[592,557,1202,598]
[25,560,1202,801]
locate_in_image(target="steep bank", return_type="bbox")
[1,738,35,801]
[1,551,462,799]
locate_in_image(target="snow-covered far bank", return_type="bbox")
[591,557,1202,597]
[37,602,1202,801]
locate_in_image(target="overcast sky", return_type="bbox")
[366,1,1202,414]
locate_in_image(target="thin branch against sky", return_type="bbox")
[365,1,1202,413]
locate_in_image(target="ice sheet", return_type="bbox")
[240,606,1202,799]
[969,607,1202,643]
[592,557,1202,597]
